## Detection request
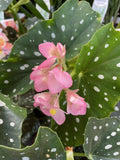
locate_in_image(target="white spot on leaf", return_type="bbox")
[98,74,104,79]
[61,25,65,32]
[113,152,119,156]
[116,63,120,67]
[0,119,3,124]
[105,44,109,48]
[51,33,56,38]
[94,56,99,62]
[93,86,100,92]
[105,144,112,149]
[80,19,84,24]
[111,132,117,136]
[112,76,117,80]
[94,135,99,141]
[90,46,94,50]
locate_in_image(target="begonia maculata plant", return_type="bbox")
[30,42,87,125]
[1,0,120,160]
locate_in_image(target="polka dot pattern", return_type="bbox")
[84,117,120,159]
[0,0,100,97]
[53,23,120,148]
[75,23,120,116]
[0,93,26,148]
[73,23,120,146]
[0,127,66,160]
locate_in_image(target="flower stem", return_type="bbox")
[77,71,83,88]
[9,5,26,34]
[73,152,86,157]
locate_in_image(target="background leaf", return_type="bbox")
[0,93,26,148]
[0,0,13,11]
[84,117,120,160]
[52,23,120,147]
[0,127,66,160]
[34,0,50,13]
[0,0,101,97]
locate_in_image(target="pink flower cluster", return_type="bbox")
[30,42,87,125]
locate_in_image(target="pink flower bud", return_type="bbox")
[39,42,66,59]
[66,90,87,115]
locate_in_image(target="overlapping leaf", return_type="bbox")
[0,93,26,148]
[0,127,66,160]
[0,0,101,96]
[52,23,120,147]
[0,0,13,11]
[84,117,120,160]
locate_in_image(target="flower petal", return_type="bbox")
[66,89,87,115]
[33,92,66,125]
[48,69,63,94]
[33,93,52,116]
[40,104,51,116]
[48,67,73,94]
[39,42,57,59]
[34,76,48,92]
[52,108,66,125]
[57,43,66,58]
[68,99,87,115]
[30,69,42,80]
[39,57,56,69]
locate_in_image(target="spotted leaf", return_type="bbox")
[0,93,26,148]
[84,117,120,160]
[0,0,13,11]
[52,23,120,147]
[0,59,44,97]
[0,0,101,96]
[0,127,66,160]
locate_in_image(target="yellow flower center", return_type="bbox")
[50,108,56,116]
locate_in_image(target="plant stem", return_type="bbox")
[9,4,26,34]
[113,1,120,23]
[12,10,26,34]
[74,152,86,157]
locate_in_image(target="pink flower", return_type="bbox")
[48,67,73,94]
[66,90,87,115]
[34,92,65,125]
[0,32,13,58]
[39,42,66,59]
[30,57,56,92]
[4,19,18,31]
[1,19,18,31]
[30,59,73,94]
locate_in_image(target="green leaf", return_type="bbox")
[21,108,51,147]
[0,0,101,96]
[0,59,44,97]
[84,117,120,160]
[75,23,120,118]
[0,93,26,148]
[52,23,120,147]
[0,0,13,11]
[34,0,50,13]
[0,127,66,160]
[25,1,44,20]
